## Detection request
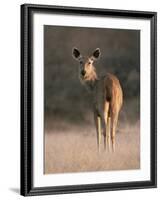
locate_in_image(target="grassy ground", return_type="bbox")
[44,120,140,174]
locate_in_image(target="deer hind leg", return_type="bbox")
[111,113,118,152]
[104,101,110,151]
[107,116,111,152]
[102,116,107,151]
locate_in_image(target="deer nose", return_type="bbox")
[81,70,86,76]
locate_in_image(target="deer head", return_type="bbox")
[72,48,101,82]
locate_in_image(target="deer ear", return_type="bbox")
[92,48,101,60]
[72,48,81,60]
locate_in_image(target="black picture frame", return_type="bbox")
[20,3,157,196]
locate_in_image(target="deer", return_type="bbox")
[72,48,123,152]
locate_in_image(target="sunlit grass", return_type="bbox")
[44,121,140,174]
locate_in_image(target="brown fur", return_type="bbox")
[72,48,123,152]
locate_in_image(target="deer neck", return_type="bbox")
[83,70,98,92]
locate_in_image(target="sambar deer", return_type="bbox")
[72,48,123,152]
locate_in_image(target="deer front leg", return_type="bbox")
[94,112,102,152]
[97,116,101,152]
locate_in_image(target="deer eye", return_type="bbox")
[88,61,91,65]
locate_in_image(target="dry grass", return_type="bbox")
[44,121,140,174]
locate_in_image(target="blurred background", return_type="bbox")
[44,25,140,128]
[44,25,140,174]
